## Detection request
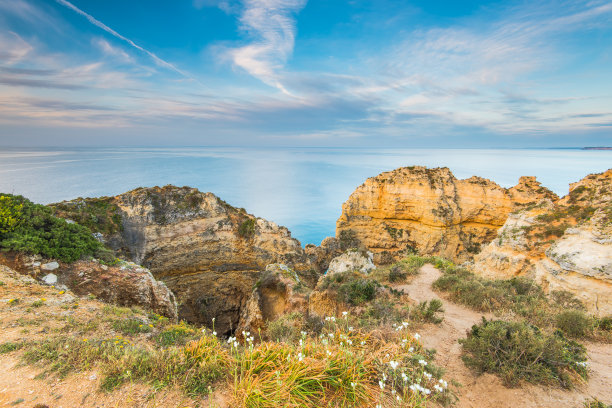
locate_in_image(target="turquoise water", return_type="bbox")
[0,147,610,245]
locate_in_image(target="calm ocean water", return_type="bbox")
[0,147,610,245]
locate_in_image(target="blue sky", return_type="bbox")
[0,0,611,147]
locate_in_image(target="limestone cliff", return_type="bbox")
[336,166,556,263]
[473,169,612,315]
[51,186,313,334]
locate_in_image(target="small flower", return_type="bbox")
[41,298,46,302]
[212,317,216,322]
[408,347,414,353]
[439,379,448,388]
[350,382,356,388]
[342,311,348,317]
[378,380,385,390]
[413,333,421,340]
[401,372,408,382]
[423,371,432,380]
[212,331,217,336]
[389,360,399,370]
[418,359,428,366]
[59,290,65,295]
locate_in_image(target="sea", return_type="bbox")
[0,147,610,246]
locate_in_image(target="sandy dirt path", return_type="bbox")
[395,264,612,408]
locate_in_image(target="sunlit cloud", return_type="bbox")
[223,0,307,94]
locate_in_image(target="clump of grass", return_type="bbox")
[111,318,152,336]
[102,335,231,395]
[409,300,444,324]
[583,398,612,408]
[0,341,23,354]
[233,317,451,407]
[460,318,588,388]
[156,323,197,346]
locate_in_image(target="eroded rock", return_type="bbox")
[336,166,556,263]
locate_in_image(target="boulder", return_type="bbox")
[326,251,375,276]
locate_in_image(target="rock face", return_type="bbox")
[0,253,177,319]
[473,169,612,315]
[52,186,314,334]
[237,263,309,336]
[326,250,375,276]
[337,166,556,263]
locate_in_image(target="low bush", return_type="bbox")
[409,300,444,324]
[0,194,105,262]
[238,218,256,238]
[319,271,380,306]
[556,310,594,338]
[460,318,588,388]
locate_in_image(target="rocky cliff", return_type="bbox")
[51,186,314,335]
[336,166,556,263]
[473,169,612,315]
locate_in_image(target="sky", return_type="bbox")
[0,0,611,147]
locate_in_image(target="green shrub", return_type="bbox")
[556,310,593,338]
[409,300,444,324]
[460,319,588,388]
[49,198,123,236]
[238,218,256,238]
[596,316,612,332]
[0,194,104,262]
[337,278,379,306]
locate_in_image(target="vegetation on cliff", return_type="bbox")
[0,194,109,262]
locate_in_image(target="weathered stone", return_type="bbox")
[237,263,309,337]
[41,261,59,271]
[41,273,57,285]
[326,250,375,276]
[52,185,316,332]
[336,166,556,263]
[57,260,178,319]
[473,169,612,315]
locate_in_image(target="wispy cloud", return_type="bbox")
[54,0,194,81]
[224,0,307,94]
[0,31,32,65]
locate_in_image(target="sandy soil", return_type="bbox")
[395,264,612,408]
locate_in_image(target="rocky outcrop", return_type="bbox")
[326,250,375,276]
[473,169,612,315]
[237,263,309,336]
[337,166,556,263]
[52,186,314,334]
[0,253,177,319]
[305,237,345,273]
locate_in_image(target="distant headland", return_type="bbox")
[583,146,612,150]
